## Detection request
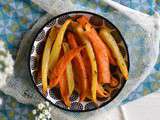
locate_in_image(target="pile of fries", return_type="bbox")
[40,15,128,107]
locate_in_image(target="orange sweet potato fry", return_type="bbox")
[49,47,84,89]
[81,50,92,99]
[77,16,111,84]
[77,16,116,66]
[81,50,107,98]
[59,72,71,107]
[71,22,98,102]
[67,32,87,101]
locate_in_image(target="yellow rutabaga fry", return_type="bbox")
[72,23,97,103]
[42,27,57,95]
[49,19,71,70]
[62,42,75,96]
[99,28,128,80]
[86,41,97,103]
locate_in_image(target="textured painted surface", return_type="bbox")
[0,0,159,119]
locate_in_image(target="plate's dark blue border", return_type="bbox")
[28,11,130,112]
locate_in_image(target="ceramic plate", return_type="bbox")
[29,11,129,112]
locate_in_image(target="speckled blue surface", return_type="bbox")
[0,0,159,119]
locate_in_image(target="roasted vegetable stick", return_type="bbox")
[83,26,111,83]
[77,16,116,66]
[59,73,71,107]
[99,28,128,80]
[106,46,117,65]
[67,32,87,101]
[62,42,75,96]
[81,51,108,98]
[82,41,97,103]
[81,48,108,99]
[42,27,57,95]
[49,19,71,70]
[81,49,92,99]
[77,16,111,84]
[71,22,97,103]
[49,47,84,89]
[77,15,89,28]
[82,54,105,98]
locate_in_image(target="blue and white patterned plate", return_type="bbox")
[29,11,129,112]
